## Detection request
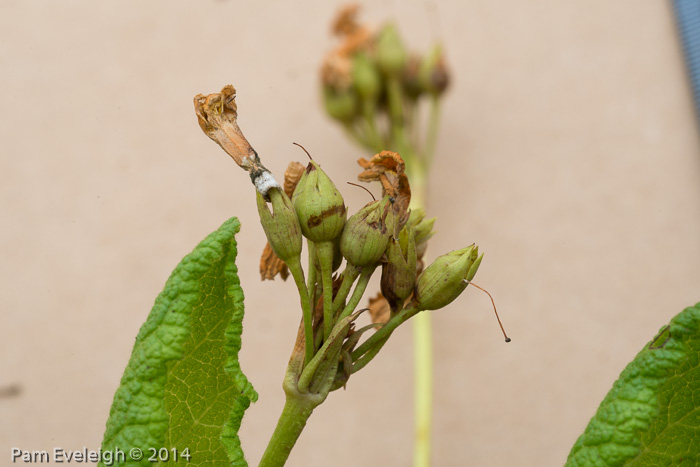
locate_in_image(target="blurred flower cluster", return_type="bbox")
[320,4,449,177]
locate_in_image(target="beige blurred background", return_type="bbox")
[2,1,699,466]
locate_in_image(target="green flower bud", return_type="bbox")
[340,196,394,267]
[256,188,303,263]
[352,52,382,102]
[376,23,407,76]
[292,161,347,243]
[406,208,425,226]
[323,86,359,123]
[407,209,436,247]
[412,245,481,311]
[419,45,450,96]
[380,225,417,310]
[406,208,436,264]
[414,219,436,262]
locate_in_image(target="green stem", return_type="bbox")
[287,258,314,366]
[349,301,404,373]
[386,75,414,163]
[315,241,335,341]
[332,263,362,315]
[352,306,418,359]
[306,242,317,308]
[361,99,384,152]
[337,265,376,322]
[352,334,390,374]
[413,312,432,467]
[407,163,430,467]
[258,394,320,467]
[386,74,404,128]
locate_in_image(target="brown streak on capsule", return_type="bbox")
[307,205,346,227]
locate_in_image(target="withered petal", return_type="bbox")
[357,151,411,229]
[194,85,255,168]
[194,85,279,197]
[368,292,391,325]
[336,28,374,56]
[283,161,306,198]
[332,3,361,36]
[320,51,353,90]
[357,150,405,175]
[260,243,289,281]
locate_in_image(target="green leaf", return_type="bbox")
[100,217,257,467]
[566,302,700,466]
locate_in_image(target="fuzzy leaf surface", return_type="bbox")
[100,217,257,466]
[566,302,700,466]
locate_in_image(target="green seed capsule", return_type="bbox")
[340,196,393,267]
[380,225,417,310]
[412,245,481,311]
[292,161,347,243]
[256,188,303,263]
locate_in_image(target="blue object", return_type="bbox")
[674,0,700,117]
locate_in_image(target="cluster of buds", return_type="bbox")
[320,4,450,167]
[194,85,502,402]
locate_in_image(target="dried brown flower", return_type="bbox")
[332,4,362,36]
[260,243,289,281]
[321,55,352,90]
[357,150,411,228]
[194,85,279,196]
[367,292,391,325]
[321,5,375,90]
[283,161,305,197]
